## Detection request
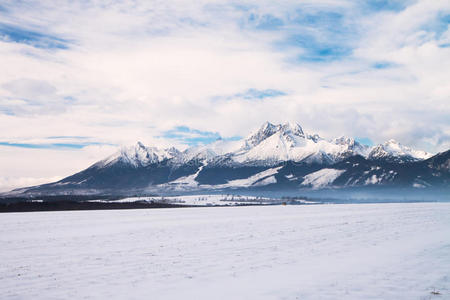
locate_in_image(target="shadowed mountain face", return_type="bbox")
[7,123,449,197]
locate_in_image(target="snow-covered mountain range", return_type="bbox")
[7,122,449,197]
[99,121,431,168]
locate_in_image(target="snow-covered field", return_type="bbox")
[1,203,449,299]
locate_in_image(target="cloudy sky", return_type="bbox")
[0,0,449,191]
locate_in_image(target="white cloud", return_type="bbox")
[0,176,62,193]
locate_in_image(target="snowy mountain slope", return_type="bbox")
[166,165,205,187]
[6,122,448,196]
[330,150,450,188]
[8,150,449,196]
[96,142,180,168]
[155,166,282,192]
[171,138,242,165]
[301,168,346,189]
[209,166,281,188]
[231,122,369,165]
[87,122,433,170]
[368,139,432,162]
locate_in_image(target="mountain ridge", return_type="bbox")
[94,121,432,168]
[5,122,448,197]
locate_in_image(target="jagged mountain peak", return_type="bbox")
[332,136,370,155]
[233,122,359,165]
[280,122,305,136]
[231,122,383,165]
[244,121,306,149]
[369,139,431,162]
[97,142,180,168]
[333,136,355,146]
[95,122,433,169]
[244,122,279,148]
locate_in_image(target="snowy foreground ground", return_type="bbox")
[1,203,449,299]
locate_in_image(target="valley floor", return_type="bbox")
[1,203,449,299]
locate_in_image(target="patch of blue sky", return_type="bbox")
[212,88,286,102]
[283,33,353,62]
[178,17,208,28]
[407,13,450,47]
[430,14,450,41]
[440,14,450,25]
[291,10,345,32]
[64,96,76,102]
[162,126,240,146]
[274,8,356,63]
[309,47,352,62]
[235,88,286,100]
[361,0,412,13]
[0,107,15,116]
[247,13,284,31]
[48,143,86,149]
[0,141,111,149]
[422,13,449,34]
[372,61,397,69]
[355,137,374,146]
[230,3,254,12]
[237,4,362,64]
[0,23,69,49]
